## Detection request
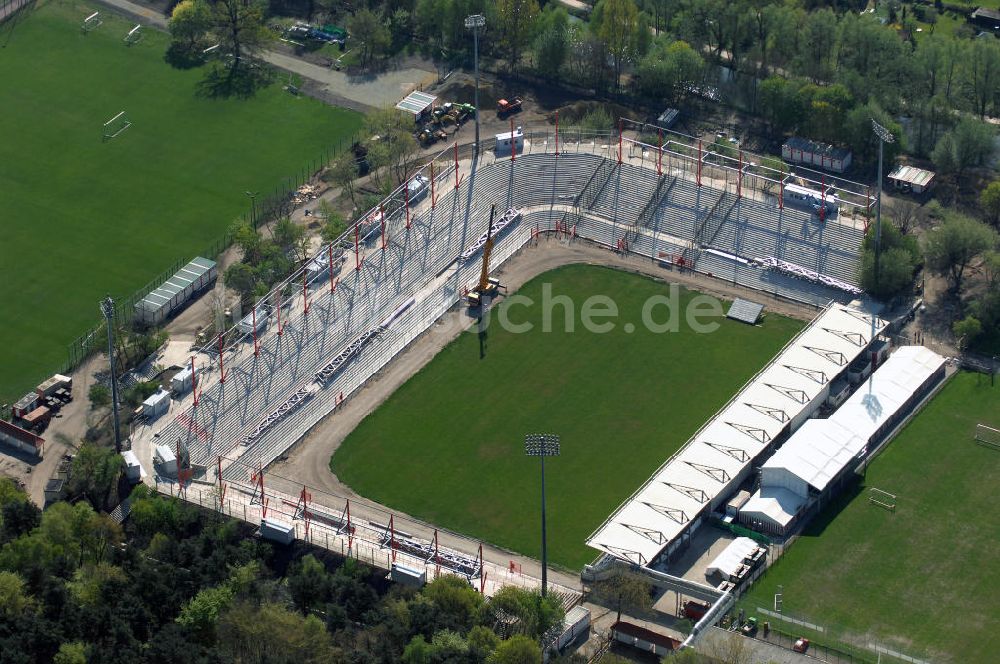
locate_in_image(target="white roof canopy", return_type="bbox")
[586,304,887,566]
[740,487,806,529]
[706,537,759,579]
[763,346,946,493]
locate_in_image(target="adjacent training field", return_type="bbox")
[741,371,1000,663]
[0,1,362,402]
[332,265,803,570]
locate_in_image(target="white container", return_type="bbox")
[555,606,591,651]
[260,517,295,545]
[122,450,142,483]
[142,389,171,419]
[390,563,427,588]
[171,367,193,395]
[494,127,524,157]
[154,444,177,475]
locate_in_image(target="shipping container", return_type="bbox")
[12,392,38,418]
[36,374,72,398]
[142,389,171,420]
[122,450,142,483]
[260,517,295,545]
[171,367,193,395]
[494,127,524,157]
[390,563,427,588]
[134,257,218,326]
[154,444,177,474]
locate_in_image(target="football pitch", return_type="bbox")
[0,0,362,402]
[331,265,803,570]
[740,371,1000,663]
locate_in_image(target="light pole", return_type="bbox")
[100,297,122,453]
[525,433,559,597]
[465,14,485,152]
[245,190,258,227]
[871,120,895,296]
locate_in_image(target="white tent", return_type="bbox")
[705,537,759,579]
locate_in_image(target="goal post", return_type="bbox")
[81,11,101,32]
[869,488,896,512]
[102,111,131,142]
[975,423,1000,450]
[124,24,142,45]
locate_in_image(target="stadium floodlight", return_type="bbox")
[245,190,259,226]
[871,119,894,296]
[100,297,122,453]
[525,433,559,597]
[465,14,485,152]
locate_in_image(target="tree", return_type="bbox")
[757,77,803,137]
[67,444,122,510]
[319,204,348,243]
[272,217,308,262]
[965,37,1000,119]
[89,383,111,407]
[169,0,210,52]
[953,315,983,349]
[487,635,540,664]
[231,221,263,264]
[596,0,639,90]
[224,262,258,302]
[534,7,570,79]
[886,199,925,236]
[53,642,88,664]
[177,584,235,643]
[205,0,271,71]
[496,0,540,73]
[980,181,1000,229]
[329,154,359,207]
[636,40,704,104]
[0,571,34,618]
[421,574,484,632]
[589,569,652,622]
[349,9,391,69]
[287,554,331,614]
[216,601,337,663]
[924,213,999,291]
[67,562,127,610]
[487,586,565,639]
[0,495,40,544]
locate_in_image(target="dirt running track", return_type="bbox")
[268,236,820,582]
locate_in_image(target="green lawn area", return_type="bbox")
[0,0,362,403]
[740,371,1000,663]
[331,265,803,570]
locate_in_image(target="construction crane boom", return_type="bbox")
[479,205,495,292]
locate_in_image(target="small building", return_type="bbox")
[782,137,852,174]
[656,108,680,130]
[887,164,935,194]
[134,257,217,326]
[390,563,427,588]
[171,366,194,395]
[36,374,72,398]
[44,478,64,504]
[971,7,1000,31]
[494,126,524,158]
[554,606,591,652]
[396,90,437,124]
[260,517,295,545]
[12,392,38,418]
[610,622,681,657]
[122,450,142,483]
[154,444,177,475]
[142,389,171,420]
[0,419,44,457]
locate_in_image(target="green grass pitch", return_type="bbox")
[740,371,1000,663]
[331,265,803,570]
[0,0,362,403]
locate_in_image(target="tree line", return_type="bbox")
[0,477,589,664]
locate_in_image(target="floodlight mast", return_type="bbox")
[465,14,485,152]
[870,119,894,361]
[100,297,122,453]
[525,434,560,597]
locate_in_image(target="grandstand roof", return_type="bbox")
[741,487,805,528]
[763,345,946,493]
[586,303,888,566]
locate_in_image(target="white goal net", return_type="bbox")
[975,423,1000,450]
[102,111,131,141]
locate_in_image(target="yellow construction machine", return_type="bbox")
[467,205,502,308]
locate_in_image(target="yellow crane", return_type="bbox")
[467,205,502,308]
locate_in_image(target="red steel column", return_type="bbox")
[510,118,516,162]
[251,306,259,356]
[658,129,663,176]
[454,143,460,190]
[618,119,623,164]
[820,176,826,223]
[354,222,360,271]
[738,150,743,199]
[191,356,198,406]
[276,291,283,336]
[555,111,559,156]
[217,333,225,384]
[302,271,309,315]
[381,204,388,249]
[405,182,411,230]
[430,162,436,209]
[328,245,335,293]
[697,140,703,186]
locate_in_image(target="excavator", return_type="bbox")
[466,205,502,309]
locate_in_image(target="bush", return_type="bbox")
[89,384,111,408]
